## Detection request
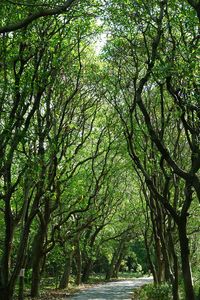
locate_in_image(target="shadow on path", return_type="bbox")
[68,277,152,300]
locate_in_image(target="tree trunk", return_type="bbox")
[18,270,25,300]
[105,251,117,280]
[144,222,158,284]
[30,195,52,297]
[145,243,158,283]
[81,226,103,283]
[168,227,179,300]
[31,262,41,298]
[30,229,45,297]
[178,218,195,300]
[106,240,124,280]
[82,259,93,283]
[0,198,15,299]
[0,286,11,300]
[0,218,31,300]
[152,223,164,283]
[59,252,73,289]
[113,247,125,278]
[74,239,82,285]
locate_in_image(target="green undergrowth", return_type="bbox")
[132,283,172,300]
[132,282,200,300]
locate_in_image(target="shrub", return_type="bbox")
[133,283,172,300]
[146,283,171,299]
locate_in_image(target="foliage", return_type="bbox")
[0,1,199,300]
[133,283,172,300]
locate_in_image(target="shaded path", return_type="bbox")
[68,277,152,299]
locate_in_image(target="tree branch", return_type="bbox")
[186,0,200,21]
[0,0,77,34]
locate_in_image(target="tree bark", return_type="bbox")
[105,251,117,280]
[106,239,125,280]
[74,238,82,285]
[82,259,93,283]
[30,228,45,297]
[144,235,158,284]
[113,250,124,278]
[178,218,195,300]
[18,270,25,300]
[0,287,10,300]
[59,251,73,289]
[0,196,15,298]
[168,224,179,300]
[149,196,164,283]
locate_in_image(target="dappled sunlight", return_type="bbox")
[69,278,152,299]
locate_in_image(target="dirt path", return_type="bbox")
[68,277,152,299]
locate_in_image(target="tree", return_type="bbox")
[0,5,98,298]
[0,1,199,299]
[101,1,199,299]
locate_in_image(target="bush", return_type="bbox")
[133,283,172,300]
[146,283,171,299]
